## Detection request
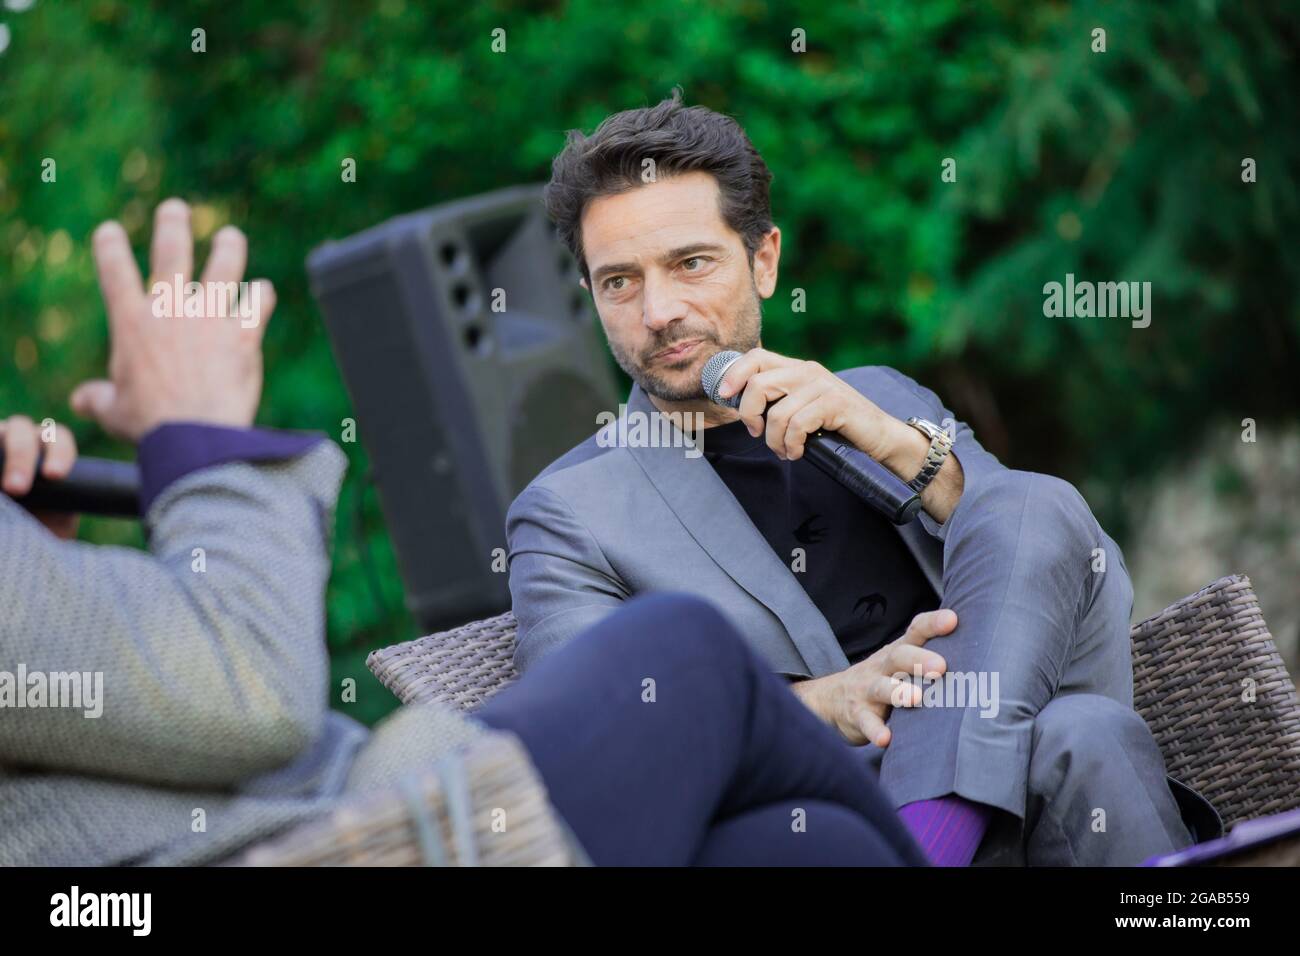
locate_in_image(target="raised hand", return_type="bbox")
[70,199,276,443]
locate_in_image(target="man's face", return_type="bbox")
[579,171,780,403]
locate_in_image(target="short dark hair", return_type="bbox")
[544,89,774,281]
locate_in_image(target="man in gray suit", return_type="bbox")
[0,200,483,866]
[507,92,1217,865]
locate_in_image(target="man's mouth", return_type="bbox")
[652,339,703,363]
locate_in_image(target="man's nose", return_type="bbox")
[642,274,687,333]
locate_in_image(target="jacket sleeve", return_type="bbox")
[0,441,347,788]
[873,366,1009,543]
[505,482,628,672]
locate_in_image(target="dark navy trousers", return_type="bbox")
[478,593,928,867]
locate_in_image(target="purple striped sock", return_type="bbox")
[898,795,994,867]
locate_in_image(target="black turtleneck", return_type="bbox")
[700,419,938,664]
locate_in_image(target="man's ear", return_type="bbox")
[579,277,590,292]
[752,226,781,299]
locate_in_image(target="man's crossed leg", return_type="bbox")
[876,469,1193,866]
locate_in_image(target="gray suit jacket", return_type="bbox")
[0,440,512,867]
[507,365,1007,677]
[1,443,368,866]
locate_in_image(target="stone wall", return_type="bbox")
[1123,422,1300,676]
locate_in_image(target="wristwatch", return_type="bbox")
[903,417,953,494]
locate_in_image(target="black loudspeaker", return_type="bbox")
[308,184,618,632]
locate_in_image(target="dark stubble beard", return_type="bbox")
[607,279,763,403]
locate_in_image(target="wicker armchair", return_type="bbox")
[369,574,1300,832]
[1130,575,1300,828]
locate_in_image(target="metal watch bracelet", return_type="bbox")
[903,417,952,494]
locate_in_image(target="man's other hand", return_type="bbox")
[0,415,80,539]
[790,608,958,746]
[70,198,277,443]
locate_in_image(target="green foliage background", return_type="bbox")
[2,1,1297,723]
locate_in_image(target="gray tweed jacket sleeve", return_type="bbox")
[0,441,348,789]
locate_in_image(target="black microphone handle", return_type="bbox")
[802,429,922,525]
[0,449,141,518]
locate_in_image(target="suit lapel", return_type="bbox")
[622,385,849,677]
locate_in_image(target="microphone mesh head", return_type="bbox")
[701,350,744,408]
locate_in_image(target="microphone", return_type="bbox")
[701,350,922,525]
[0,449,140,518]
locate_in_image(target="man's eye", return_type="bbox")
[604,276,626,291]
[682,257,704,271]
